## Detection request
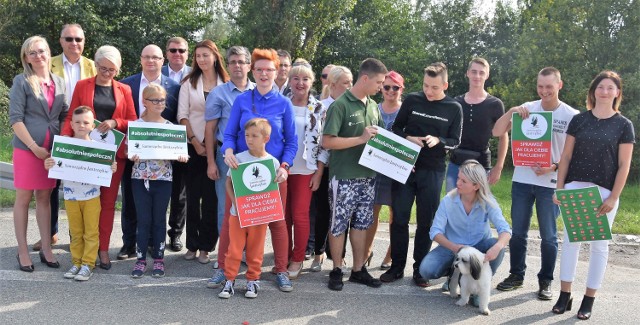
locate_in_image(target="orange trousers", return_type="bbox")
[224,215,268,281]
[217,182,288,273]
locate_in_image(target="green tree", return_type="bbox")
[231,0,357,61]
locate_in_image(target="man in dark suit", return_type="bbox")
[118,44,181,259]
[161,37,192,84]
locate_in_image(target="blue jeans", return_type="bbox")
[214,144,229,233]
[445,162,460,193]
[509,181,559,281]
[390,169,444,271]
[419,237,505,280]
[132,179,172,260]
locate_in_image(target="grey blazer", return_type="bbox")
[9,73,68,150]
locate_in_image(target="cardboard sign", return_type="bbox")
[556,186,612,242]
[511,112,552,167]
[127,121,187,160]
[48,135,117,187]
[358,127,420,184]
[230,158,284,228]
[89,120,125,150]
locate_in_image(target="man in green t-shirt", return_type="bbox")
[322,58,387,291]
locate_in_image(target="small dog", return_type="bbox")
[449,246,492,315]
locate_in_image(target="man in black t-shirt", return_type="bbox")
[445,58,508,192]
[381,62,462,287]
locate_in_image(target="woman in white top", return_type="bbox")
[310,66,353,271]
[177,39,229,264]
[285,59,329,278]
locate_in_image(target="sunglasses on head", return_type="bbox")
[168,48,187,54]
[383,85,401,91]
[64,37,83,43]
[321,74,328,79]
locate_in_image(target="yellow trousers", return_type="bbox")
[65,197,101,268]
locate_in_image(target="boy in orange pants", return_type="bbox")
[219,118,286,299]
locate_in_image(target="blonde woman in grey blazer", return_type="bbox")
[9,36,68,272]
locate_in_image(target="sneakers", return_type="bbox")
[380,265,404,283]
[131,260,147,278]
[64,265,81,279]
[538,279,553,300]
[276,272,293,292]
[245,280,260,298]
[74,265,92,281]
[497,273,524,291]
[117,245,136,260]
[207,269,226,288]
[328,267,344,291]
[412,270,430,287]
[218,280,235,299]
[152,259,165,278]
[349,266,382,288]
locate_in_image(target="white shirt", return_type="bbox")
[62,54,81,103]
[512,100,579,188]
[274,79,288,94]
[168,65,186,83]
[138,74,162,116]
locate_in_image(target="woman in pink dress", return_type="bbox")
[9,36,68,272]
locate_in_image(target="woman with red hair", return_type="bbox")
[207,48,297,294]
[177,40,229,264]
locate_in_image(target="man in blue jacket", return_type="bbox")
[119,44,181,259]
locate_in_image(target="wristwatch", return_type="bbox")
[280,163,290,172]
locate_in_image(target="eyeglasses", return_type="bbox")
[228,60,248,66]
[321,74,328,79]
[145,98,166,105]
[28,49,48,57]
[97,65,118,74]
[168,48,187,54]
[63,37,83,43]
[141,55,164,61]
[254,68,276,75]
[383,85,401,91]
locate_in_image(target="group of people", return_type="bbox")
[9,23,634,319]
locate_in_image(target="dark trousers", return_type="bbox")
[168,160,187,238]
[390,168,444,271]
[120,159,137,249]
[185,144,218,252]
[313,169,330,256]
[49,180,61,236]
[132,179,172,260]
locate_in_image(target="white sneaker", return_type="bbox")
[218,280,234,299]
[245,280,260,298]
[64,265,80,279]
[74,265,93,281]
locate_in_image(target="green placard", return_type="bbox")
[90,120,125,149]
[556,186,612,242]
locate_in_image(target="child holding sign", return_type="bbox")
[44,106,117,281]
[129,84,189,278]
[218,118,285,299]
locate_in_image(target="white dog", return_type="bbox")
[449,246,492,315]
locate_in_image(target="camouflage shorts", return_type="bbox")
[328,177,375,236]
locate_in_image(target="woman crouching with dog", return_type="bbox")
[418,160,511,291]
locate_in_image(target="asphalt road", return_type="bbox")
[1,208,639,324]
